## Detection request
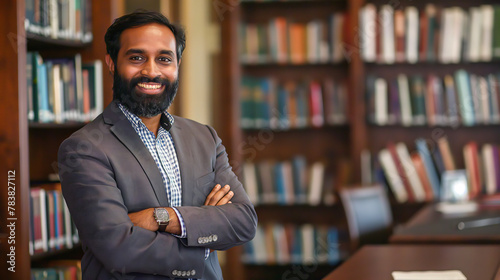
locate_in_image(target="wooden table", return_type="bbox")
[323,245,500,280]
[390,203,500,244]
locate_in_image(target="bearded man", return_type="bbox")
[58,10,257,280]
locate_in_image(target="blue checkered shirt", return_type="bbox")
[119,104,210,266]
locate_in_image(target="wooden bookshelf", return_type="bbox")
[218,0,500,279]
[0,1,115,279]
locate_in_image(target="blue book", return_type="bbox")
[327,227,341,264]
[415,138,441,199]
[454,70,475,126]
[276,84,290,129]
[37,62,51,122]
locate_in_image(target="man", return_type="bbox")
[58,11,257,280]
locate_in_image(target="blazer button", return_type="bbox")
[186,271,191,277]
[198,237,203,244]
[181,271,186,277]
[208,235,213,242]
[191,270,196,276]
[172,270,178,276]
[213,234,218,242]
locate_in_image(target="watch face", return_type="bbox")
[156,209,169,221]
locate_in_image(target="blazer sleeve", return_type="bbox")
[176,125,258,250]
[58,136,206,278]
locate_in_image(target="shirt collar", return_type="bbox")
[118,103,174,131]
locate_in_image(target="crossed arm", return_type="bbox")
[128,184,234,234]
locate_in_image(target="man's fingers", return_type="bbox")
[206,185,231,206]
[216,191,234,206]
[204,184,221,205]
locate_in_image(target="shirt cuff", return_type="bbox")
[171,207,186,238]
[205,248,210,260]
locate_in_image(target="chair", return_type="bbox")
[339,184,393,252]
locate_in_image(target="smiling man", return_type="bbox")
[58,11,257,280]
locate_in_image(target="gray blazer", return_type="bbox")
[58,101,257,279]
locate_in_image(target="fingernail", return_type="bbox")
[224,185,230,189]
[229,191,234,196]
[216,184,221,189]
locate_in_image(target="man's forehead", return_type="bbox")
[119,23,176,51]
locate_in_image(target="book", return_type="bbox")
[415,138,441,199]
[454,69,475,126]
[380,5,396,64]
[395,142,426,202]
[405,6,419,63]
[308,161,325,206]
[397,74,413,126]
[378,148,408,203]
[437,137,457,171]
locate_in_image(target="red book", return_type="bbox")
[464,142,481,198]
[411,152,434,201]
[387,142,415,202]
[309,81,324,127]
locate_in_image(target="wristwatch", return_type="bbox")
[153,208,170,232]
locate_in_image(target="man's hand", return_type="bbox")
[204,184,233,206]
[128,208,158,231]
[128,207,181,235]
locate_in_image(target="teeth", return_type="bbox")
[138,83,162,89]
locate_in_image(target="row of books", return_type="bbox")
[372,138,500,203]
[25,0,93,43]
[242,223,343,265]
[366,71,500,127]
[29,184,79,256]
[27,52,103,123]
[359,4,500,64]
[32,261,81,280]
[239,13,346,64]
[241,76,348,130]
[242,157,335,206]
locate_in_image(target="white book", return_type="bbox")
[482,144,497,195]
[380,5,395,64]
[308,162,325,206]
[62,197,74,249]
[40,188,48,252]
[360,4,377,62]
[397,74,413,126]
[480,5,494,61]
[243,162,259,205]
[374,77,388,125]
[476,75,488,124]
[405,6,419,63]
[273,224,290,264]
[307,21,320,63]
[395,142,426,202]
[93,60,104,119]
[252,226,267,264]
[378,149,408,203]
[450,8,465,64]
[439,8,452,63]
[467,7,482,62]
[301,224,315,265]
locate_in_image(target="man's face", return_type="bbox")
[108,23,180,117]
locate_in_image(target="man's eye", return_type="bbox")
[158,57,172,63]
[130,56,143,61]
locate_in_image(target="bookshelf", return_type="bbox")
[0,1,115,279]
[219,0,500,279]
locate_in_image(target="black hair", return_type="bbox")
[104,10,186,65]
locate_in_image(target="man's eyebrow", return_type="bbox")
[159,50,176,57]
[124,48,145,55]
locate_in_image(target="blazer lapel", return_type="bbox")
[104,102,170,207]
[170,118,195,206]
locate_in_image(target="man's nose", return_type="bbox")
[141,60,161,78]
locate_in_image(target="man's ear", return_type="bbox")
[105,54,115,75]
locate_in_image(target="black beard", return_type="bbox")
[113,71,178,117]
